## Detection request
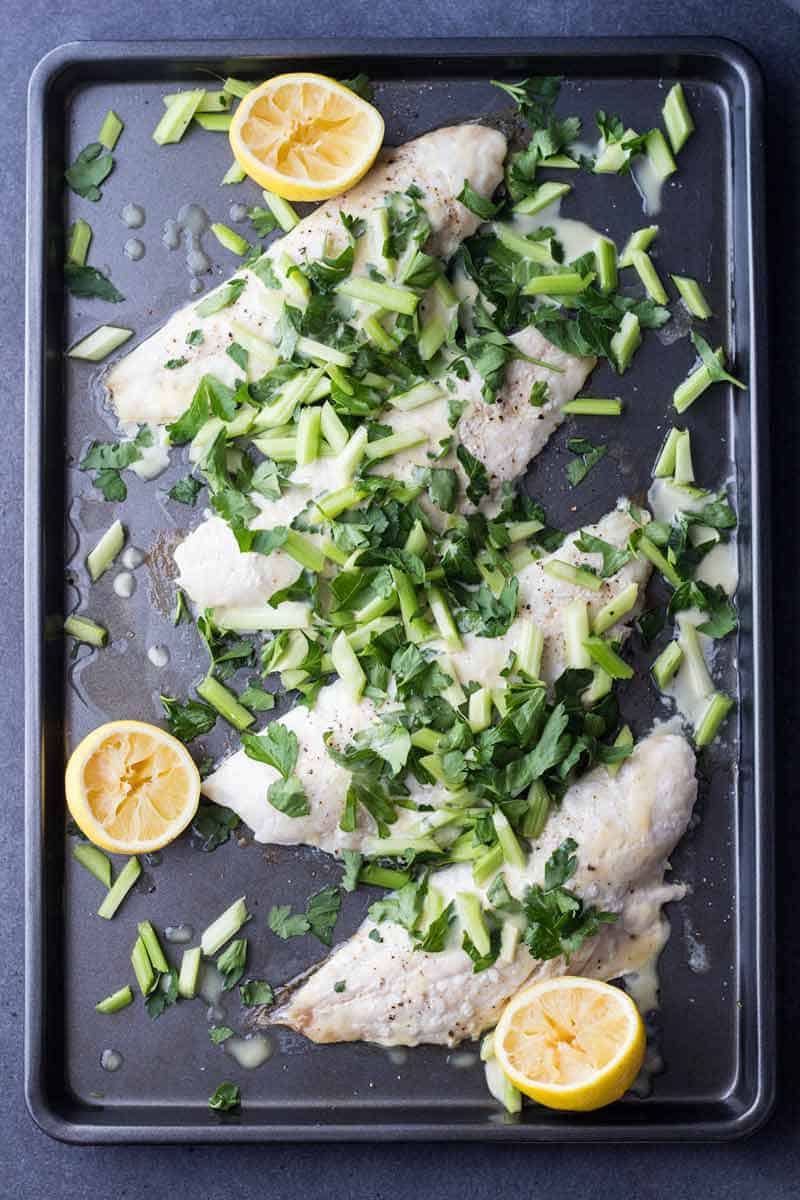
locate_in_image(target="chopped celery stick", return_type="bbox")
[388,381,445,411]
[523,779,550,838]
[481,1032,495,1062]
[137,920,169,974]
[331,631,366,700]
[428,587,462,649]
[517,621,544,677]
[418,885,445,934]
[196,675,255,731]
[131,936,156,996]
[68,325,133,361]
[201,896,249,956]
[583,667,612,705]
[673,430,694,484]
[440,654,466,707]
[64,615,108,647]
[277,529,326,573]
[509,545,534,574]
[337,426,368,479]
[618,225,659,268]
[539,153,579,168]
[67,217,92,266]
[165,89,231,112]
[95,985,134,1014]
[652,640,684,689]
[477,559,505,596]
[434,273,459,306]
[607,724,634,778]
[392,567,428,644]
[635,533,682,587]
[222,160,246,185]
[695,692,734,747]
[473,843,504,887]
[468,687,493,734]
[645,128,677,180]
[87,519,125,582]
[493,223,553,263]
[663,83,695,154]
[542,560,602,592]
[610,311,641,374]
[326,363,353,394]
[630,250,668,305]
[212,604,311,632]
[337,276,420,315]
[98,109,123,150]
[296,335,353,368]
[499,920,520,965]
[671,274,711,319]
[411,727,441,752]
[363,428,427,462]
[262,190,299,232]
[178,946,202,998]
[508,519,545,543]
[418,314,447,362]
[673,347,730,412]
[594,235,617,294]
[583,636,634,680]
[314,484,365,520]
[363,313,399,352]
[152,89,205,144]
[224,77,256,99]
[210,222,249,256]
[296,406,322,466]
[72,842,112,887]
[653,427,682,477]
[318,537,349,567]
[493,810,526,869]
[358,864,411,889]
[562,397,622,416]
[404,519,428,555]
[251,434,296,461]
[352,591,398,628]
[594,129,638,173]
[678,616,714,697]
[455,893,490,956]
[320,401,349,452]
[513,181,571,215]
[523,272,594,296]
[195,112,233,132]
[564,599,591,669]
[592,582,639,635]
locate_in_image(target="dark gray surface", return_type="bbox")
[5,0,799,1194]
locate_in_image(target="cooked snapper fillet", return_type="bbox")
[200,505,650,853]
[106,125,507,428]
[269,730,697,1046]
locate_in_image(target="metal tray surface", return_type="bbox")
[25,38,773,1143]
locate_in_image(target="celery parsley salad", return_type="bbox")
[66,74,740,1115]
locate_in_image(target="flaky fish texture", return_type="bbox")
[268,730,696,1046]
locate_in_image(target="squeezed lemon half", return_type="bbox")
[229,72,384,200]
[65,720,200,854]
[494,976,646,1112]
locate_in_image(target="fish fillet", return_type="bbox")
[106,125,508,428]
[200,505,650,852]
[269,729,697,1046]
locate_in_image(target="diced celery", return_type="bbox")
[539,153,579,168]
[178,946,202,998]
[67,217,92,265]
[68,325,133,362]
[594,128,638,173]
[455,893,490,956]
[98,109,124,150]
[418,885,445,934]
[438,654,466,707]
[152,89,205,144]
[606,724,634,778]
[499,920,520,965]
[363,313,399,352]
[634,533,682,588]
[337,276,419,315]
[610,311,641,374]
[296,405,322,466]
[314,484,365,521]
[592,582,639,635]
[673,430,694,484]
[645,128,677,180]
[295,335,353,368]
[512,181,571,215]
[594,236,617,294]
[319,401,349,452]
[493,223,553,263]
[165,89,231,113]
[630,250,668,305]
[428,587,462,649]
[87,519,125,582]
[542,559,602,592]
[418,313,448,362]
[195,112,233,132]
[337,426,369,480]
[522,779,550,838]
[468,687,493,734]
[131,936,156,995]
[210,222,249,256]
[523,272,594,296]
[618,225,659,268]
[212,604,311,632]
[363,428,427,462]
[562,397,622,416]
[582,667,613,705]
[653,427,682,477]
[493,810,527,869]
[137,920,170,974]
[564,598,591,669]
[673,347,726,413]
[201,896,249,956]
[222,161,247,185]
[97,857,141,919]
[387,381,445,411]
[262,190,300,232]
[677,616,714,698]
[358,864,412,890]
[392,566,429,644]
[652,640,684,689]
[663,83,695,154]
[583,636,634,680]
[516,621,544,677]
[671,274,712,319]
[72,842,112,887]
[196,675,255,731]
[95,985,134,1014]
[64,615,108,648]
[330,631,366,700]
[404,519,428,556]
[473,842,504,887]
[694,692,734,747]
[223,77,256,99]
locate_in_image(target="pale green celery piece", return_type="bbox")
[330,632,366,700]
[314,484,365,521]
[359,864,412,890]
[388,381,445,411]
[592,582,639,635]
[428,587,462,649]
[280,668,308,691]
[539,153,579,168]
[473,842,504,887]
[673,358,718,413]
[507,518,544,542]
[673,430,695,484]
[582,667,613,705]
[516,621,544,677]
[477,559,505,597]
[455,892,490,956]
[564,598,591,669]
[630,249,668,305]
[320,401,349,452]
[607,724,634,777]
[318,537,349,568]
[72,842,112,887]
[337,425,368,480]
[222,161,247,185]
[131,936,156,996]
[223,77,256,99]
[137,920,169,974]
[264,630,309,674]
[296,335,353,368]
[594,235,617,294]
[337,276,419,315]
[64,615,108,648]
[468,688,493,734]
[512,181,571,215]
[363,428,427,462]
[491,687,508,717]
[492,223,553,263]
[95,985,134,1014]
[196,675,255,731]
[523,272,594,296]
[251,434,296,461]
[542,559,602,592]
[594,129,638,173]
[618,225,659,268]
[178,946,202,998]
[562,397,622,416]
[671,274,712,319]
[87,519,125,582]
[392,566,429,645]
[98,109,123,150]
[279,529,326,573]
[438,654,466,707]
[635,533,682,588]
[210,222,249,256]
[418,314,447,362]
[582,636,634,680]
[67,217,93,265]
[677,615,714,698]
[433,273,459,307]
[326,363,354,395]
[610,311,641,374]
[194,112,233,132]
[293,363,327,406]
[645,128,677,180]
[353,592,398,630]
[418,886,445,935]
[410,727,441,753]
[263,190,300,232]
[694,692,734,747]
[499,920,520,965]
[97,856,141,919]
[480,1032,496,1062]
[652,427,682,477]
[523,779,550,838]
[68,325,133,362]
[296,405,322,466]
[200,896,249,956]
[509,550,534,577]
[663,83,695,154]
[152,89,205,144]
[363,313,399,352]
[493,810,527,869]
[652,641,684,689]
[404,519,428,556]
[212,604,311,632]
[165,89,231,113]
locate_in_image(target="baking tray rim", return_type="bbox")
[24,35,775,1144]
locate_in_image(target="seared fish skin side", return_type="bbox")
[269,731,697,1047]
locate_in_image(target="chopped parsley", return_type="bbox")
[160,695,217,743]
[566,437,607,486]
[168,476,203,506]
[65,262,125,303]
[522,838,617,960]
[217,938,247,991]
[191,800,240,852]
[208,1082,240,1112]
[239,979,274,1007]
[65,142,113,201]
[267,885,341,946]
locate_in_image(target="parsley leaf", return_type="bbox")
[574,530,631,577]
[267,775,310,818]
[341,849,363,893]
[168,476,203,506]
[165,357,188,370]
[145,969,179,1019]
[458,578,519,638]
[239,682,275,712]
[227,342,248,371]
[668,580,737,639]
[340,73,374,102]
[186,328,204,346]
[209,1025,235,1044]
[241,725,299,778]
[160,695,217,743]
[216,938,247,991]
[456,444,490,504]
[691,332,746,390]
[305,885,342,946]
[65,142,113,200]
[457,179,501,221]
[208,1082,240,1111]
[416,900,456,952]
[240,979,274,1006]
[566,437,607,486]
[333,980,347,993]
[268,904,310,940]
[196,278,247,317]
[369,876,427,933]
[522,837,617,961]
[64,262,124,303]
[248,205,279,237]
[414,466,459,513]
[191,800,239,852]
[529,380,549,407]
[462,928,501,973]
[504,702,569,795]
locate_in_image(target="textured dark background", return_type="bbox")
[5,2,799,1195]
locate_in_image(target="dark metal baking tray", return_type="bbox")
[25,37,774,1143]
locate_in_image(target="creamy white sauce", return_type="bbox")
[100,1049,123,1072]
[121,545,145,569]
[147,644,170,668]
[121,202,145,229]
[224,1034,273,1069]
[197,963,225,1006]
[164,924,194,944]
[113,571,135,598]
[513,199,603,264]
[695,540,738,596]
